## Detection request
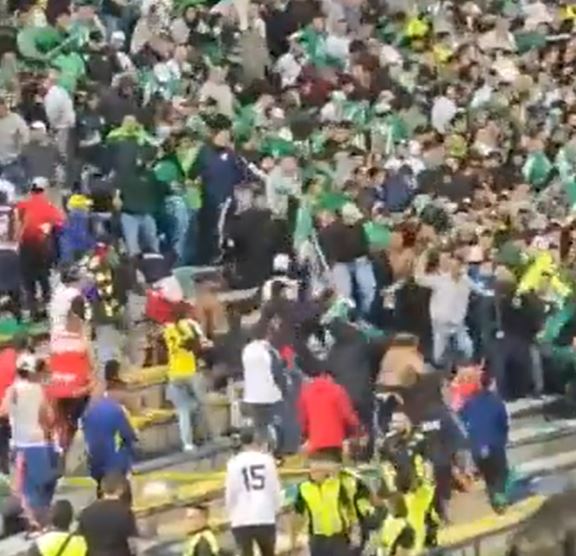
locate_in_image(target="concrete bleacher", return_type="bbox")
[5,266,576,554]
[2,393,576,556]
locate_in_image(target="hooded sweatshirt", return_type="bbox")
[298,374,360,452]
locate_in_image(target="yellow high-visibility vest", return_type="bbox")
[340,469,374,524]
[412,454,435,485]
[184,529,219,556]
[380,460,398,494]
[299,477,350,537]
[405,483,439,552]
[36,531,87,556]
[379,515,410,555]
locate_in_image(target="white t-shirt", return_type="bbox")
[49,284,80,339]
[225,449,282,528]
[242,340,282,405]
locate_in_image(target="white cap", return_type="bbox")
[30,121,47,132]
[16,353,37,373]
[31,176,48,190]
[273,254,290,273]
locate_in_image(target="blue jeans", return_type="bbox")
[432,321,473,365]
[166,373,212,447]
[120,212,159,256]
[165,195,198,266]
[331,256,377,315]
[20,444,59,524]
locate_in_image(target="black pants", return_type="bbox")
[198,200,223,265]
[19,241,52,316]
[309,534,351,556]
[0,417,10,474]
[474,448,508,503]
[232,524,276,556]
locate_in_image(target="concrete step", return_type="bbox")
[517,448,576,480]
[507,395,576,429]
[508,420,576,466]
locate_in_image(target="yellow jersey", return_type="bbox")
[164,319,198,380]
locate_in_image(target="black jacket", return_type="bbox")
[319,221,369,264]
[327,321,382,422]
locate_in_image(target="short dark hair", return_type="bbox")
[50,500,74,530]
[239,426,256,446]
[101,471,129,497]
[105,360,121,384]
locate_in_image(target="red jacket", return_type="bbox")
[0,348,16,406]
[298,374,360,453]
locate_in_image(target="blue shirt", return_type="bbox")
[82,396,137,479]
[459,390,509,457]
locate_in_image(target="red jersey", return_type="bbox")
[47,330,91,399]
[0,347,17,405]
[16,193,64,244]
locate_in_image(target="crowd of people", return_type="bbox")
[1,0,576,553]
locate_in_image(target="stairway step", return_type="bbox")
[508,421,576,465]
[507,395,576,429]
[517,448,576,479]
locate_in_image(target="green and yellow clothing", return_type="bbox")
[184,528,220,556]
[379,459,399,496]
[294,476,353,537]
[33,530,87,556]
[379,515,414,556]
[164,319,198,380]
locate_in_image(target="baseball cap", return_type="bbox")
[16,353,37,373]
[30,177,48,191]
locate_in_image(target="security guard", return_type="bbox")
[30,500,87,556]
[379,492,415,556]
[340,467,376,547]
[377,418,440,554]
[397,465,440,554]
[184,504,220,556]
[378,413,419,496]
[293,456,354,556]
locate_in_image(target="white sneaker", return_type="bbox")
[183,443,196,453]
